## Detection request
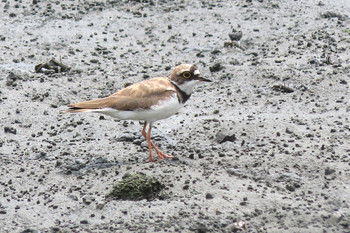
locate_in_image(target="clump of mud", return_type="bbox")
[108,173,164,200]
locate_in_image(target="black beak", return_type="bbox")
[198,76,211,82]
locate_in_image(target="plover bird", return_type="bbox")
[66,64,211,162]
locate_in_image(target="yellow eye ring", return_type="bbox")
[183,71,192,79]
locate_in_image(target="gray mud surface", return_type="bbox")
[1,0,350,232]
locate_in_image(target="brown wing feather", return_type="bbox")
[110,77,171,97]
[67,77,176,112]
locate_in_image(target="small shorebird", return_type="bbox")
[66,64,211,162]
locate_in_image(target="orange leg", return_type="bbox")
[142,122,154,162]
[141,122,174,162]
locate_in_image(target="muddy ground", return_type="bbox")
[1,0,350,232]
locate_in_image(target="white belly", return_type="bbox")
[94,94,183,123]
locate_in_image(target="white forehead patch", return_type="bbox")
[194,69,200,76]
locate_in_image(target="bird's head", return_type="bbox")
[168,64,211,95]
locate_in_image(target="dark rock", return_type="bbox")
[90,59,99,64]
[229,31,243,41]
[209,63,225,72]
[285,182,301,192]
[321,11,344,19]
[68,195,78,201]
[50,227,61,233]
[4,126,17,134]
[216,132,236,143]
[6,72,22,87]
[205,193,214,199]
[21,229,39,233]
[272,84,294,93]
[190,223,209,233]
[83,196,95,205]
[324,167,336,180]
[115,132,137,142]
[226,168,249,179]
[325,167,336,176]
[211,49,221,55]
[285,128,293,134]
[196,52,205,57]
[90,157,117,169]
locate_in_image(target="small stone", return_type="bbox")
[80,220,88,224]
[211,49,221,55]
[226,221,246,232]
[321,11,343,19]
[50,227,60,233]
[6,72,21,87]
[83,196,95,205]
[285,181,301,192]
[90,59,99,64]
[216,132,236,143]
[205,193,214,199]
[329,211,343,224]
[229,31,243,41]
[240,201,247,206]
[325,167,335,176]
[190,223,209,233]
[4,126,17,134]
[285,128,293,134]
[115,132,137,142]
[340,79,347,85]
[68,195,78,201]
[226,168,249,179]
[20,229,38,233]
[209,63,225,72]
[324,167,336,180]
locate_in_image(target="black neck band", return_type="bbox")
[173,83,191,104]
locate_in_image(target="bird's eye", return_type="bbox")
[183,71,192,79]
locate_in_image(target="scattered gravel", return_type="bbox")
[1,0,350,232]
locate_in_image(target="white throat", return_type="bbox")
[172,80,199,95]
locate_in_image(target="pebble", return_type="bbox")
[6,72,21,86]
[216,132,236,144]
[209,63,225,72]
[80,220,89,224]
[4,126,17,134]
[115,132,138,142]
[83,196,95,205]
[205,193,214,199]
[229,31,243,41]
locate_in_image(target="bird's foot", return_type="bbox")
[151,141,174,160]
[156,150,174,160]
